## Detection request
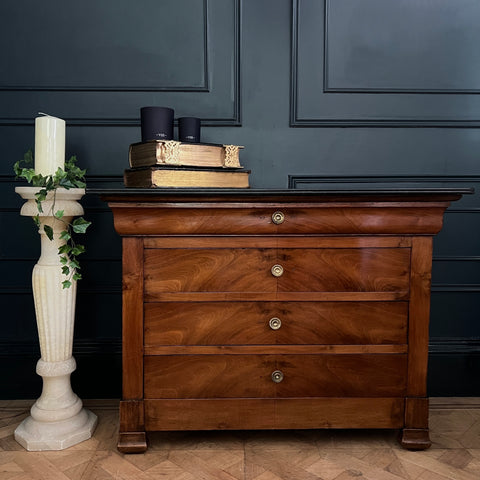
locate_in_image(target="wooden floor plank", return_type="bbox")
[12,452,73,480]
[0,398,478,480]
[395,449,480,480]
[168,451,240,480]
[145,460,196,480]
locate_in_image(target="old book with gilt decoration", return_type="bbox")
[129,140,244,169]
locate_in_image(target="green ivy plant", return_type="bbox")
[14,150,91,289]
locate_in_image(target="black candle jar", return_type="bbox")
[178,117,201,143]
[140,106,174,142]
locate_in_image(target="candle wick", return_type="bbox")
[38,112,51,117]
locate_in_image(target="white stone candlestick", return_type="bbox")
[14,186,97,451]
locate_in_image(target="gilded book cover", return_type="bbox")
[129,141,244,169]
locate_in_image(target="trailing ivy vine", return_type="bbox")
[14,150,91,289]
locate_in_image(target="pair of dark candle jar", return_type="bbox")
[140,107,200,143]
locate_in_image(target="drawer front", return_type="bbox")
[112,205,444,235]
[144,354,407,399]
[144,398,405,431]
[144,301,408,346]
[144,248,410,293]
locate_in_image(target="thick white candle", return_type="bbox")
[34,114,65,176]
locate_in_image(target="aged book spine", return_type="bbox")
[124,166,250,188]
[129,141,243,169]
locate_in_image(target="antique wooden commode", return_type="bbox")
[100,188,468,453]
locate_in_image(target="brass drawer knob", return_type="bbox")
[272,211,285,225]
[269,317,282,330]
[271,370,284,383]
[271,264,284,277]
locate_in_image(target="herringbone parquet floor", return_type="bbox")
[0,398,479,480]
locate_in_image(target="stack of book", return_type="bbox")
[124,140,250,188]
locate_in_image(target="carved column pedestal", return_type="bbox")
[14,187,97,451]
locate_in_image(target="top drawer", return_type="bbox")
[111,205,446,235]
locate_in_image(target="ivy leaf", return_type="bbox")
[59,230,71,241]
[59,178,76,189]
[62,280,72,289]
[54,167,67,180]
[73,179,86,188]
[24,150,34,164]
[72,217,91,234]
[60,256,68,265]
[43,225,54,241]
[55,210,64,219]
[13,150,36,183]
[33,215,40,227]
[58,244,72,255]
[71,245,85,256]
[66,155,77,167]
[22,168,36,183]
[31,174,46,188]
[69,259,80,270]
[35,199,44,213]
[13,161,22,177]
[35,188,48,203]
[73,272,82,281]
[62,266,70,276]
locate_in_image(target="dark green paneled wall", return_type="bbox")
[1,0,479,398]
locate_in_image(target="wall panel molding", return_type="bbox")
[291,0,480,127]
[433,285,480,293]
[0,0,241,126]
[0,0,210,93]
[288,173,480,191]
[0,340,121,357]
[323,0,480,95]
[429,338,480,354]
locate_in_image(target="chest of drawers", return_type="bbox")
[102,188,465,453]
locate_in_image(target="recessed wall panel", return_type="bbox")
[292,0,480,126]
[325,0,480,92]
[0,0,206,90]
[0,0,240,125]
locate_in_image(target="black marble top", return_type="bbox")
[89,187,473,202]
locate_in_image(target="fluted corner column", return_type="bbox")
[14,186,97,451]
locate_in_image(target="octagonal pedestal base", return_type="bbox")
[15,408,97,451]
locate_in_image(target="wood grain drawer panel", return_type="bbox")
[144,355,276,399]
[144,354,407,399]
[113,207,277,235]
[111,206,446,235]
[144,301,408,346]
[273,397,405,429]
[144,248,277,293]
[275,354,407,397]
[273,207,445,235]
[144,248,410,293]
[144,398,405,430]
[276,248,410,292]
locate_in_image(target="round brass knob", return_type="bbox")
[269,317,282,330]
[272,211,285,225]
[271,370,284,383]
[271,264,284,277]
